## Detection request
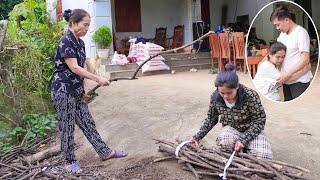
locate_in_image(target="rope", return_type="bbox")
[219,151,236,180]
[175,140,192,158]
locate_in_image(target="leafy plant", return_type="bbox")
[92,25,112,48]
[0,113,56,152]
[0,0,64,151]
[23,113,57,138]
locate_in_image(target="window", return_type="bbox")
[115,0,142,32]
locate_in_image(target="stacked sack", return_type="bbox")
[128,41,170,73]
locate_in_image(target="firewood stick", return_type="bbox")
[186,163,202,179]
[13,164,28,170]
[179,157,218,171]
[197,151,246,169]
[30,169,41,180]
[183,151,215,167]
[153,156,175,163]
[240,153,286,180]
[270,160,310,173]
[153,138,177,148]
[82,164,109,168]
[0,172,13,179]
[188,147,249,170]
[283,172,313,180]
[196,154,271,179]
[158,144,176,155]
[42,171,61,179]
[232,157,264,169]
[212,150,265,169]
[196,155,225,171]
[0,162,24,172]
[24,145,61,164]
[228,168,275,176]
[18,170,38,180]
[183,168,252,180]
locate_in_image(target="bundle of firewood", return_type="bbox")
[0,137,99,180]
[154,139,312,180]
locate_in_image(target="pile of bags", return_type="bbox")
[128,42,169,73]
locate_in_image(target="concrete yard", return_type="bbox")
[73,70,320,179]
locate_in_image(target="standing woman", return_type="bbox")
[51,9,127,173]
[191,64,273,160]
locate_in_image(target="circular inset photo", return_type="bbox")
[246,0,319,102]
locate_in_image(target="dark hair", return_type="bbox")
[63,9,90,25]
[268,42,287,56]
[215,63,239,89]
[270,6,295,22]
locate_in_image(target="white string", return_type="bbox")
[175,140,192,158]
[219,151,236,180]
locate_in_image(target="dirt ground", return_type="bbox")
[72,70,320,179]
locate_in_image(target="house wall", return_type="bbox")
[209,0,223,31]
[208,0,275,44]
[252,2,277,45]
[208,0,264,30]
[46,0,57,20]
[311,0,320,31]
[111,0,191,48]
[253,0,320,44]
[222,0,257,25]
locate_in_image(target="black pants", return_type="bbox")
[51,92,112,163]
[283,82,310,101]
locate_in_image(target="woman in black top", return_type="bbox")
[51,9,127,173]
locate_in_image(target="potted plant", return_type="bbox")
[92,25,112,59]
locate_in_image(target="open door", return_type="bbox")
[201,0,210,25]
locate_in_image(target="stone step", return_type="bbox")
[108,69,170,79]
[171,63,212,72]
[105,52,213,79]
[105,57,211,72]
[166,58,210,67]
[162,52,210,60]
[105,63,138,72]
[107,62,213,79]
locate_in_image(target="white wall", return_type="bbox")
[111,0,190,46]
[46,0,57,20]
[207,0,261,31]
[253,3,277,45]
[209,0,223,30]
[208,0,275,44]
[183,0,194,46]
[311,0,320,31]
[223,0,258,25]
[208,0,273,28]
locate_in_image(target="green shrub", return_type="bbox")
[0,0,64,151]
[92,25,112,48]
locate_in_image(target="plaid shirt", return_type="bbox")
[194,85,266,145]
